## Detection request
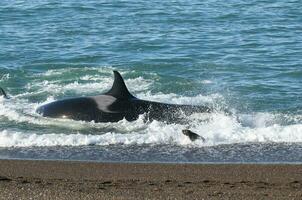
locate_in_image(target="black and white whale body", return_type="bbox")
[36,71,212,123]
[0,71,208,141]
[0,87,9,99]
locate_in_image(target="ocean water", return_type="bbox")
[0,0,302,163]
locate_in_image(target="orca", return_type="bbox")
[36,71,212,123]
[0,87,9,99]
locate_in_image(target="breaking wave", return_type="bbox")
[1,67,302,147]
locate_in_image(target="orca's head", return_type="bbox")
[36,97,97,120]
[36,101,68,118]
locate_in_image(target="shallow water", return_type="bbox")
[0,0,302,163]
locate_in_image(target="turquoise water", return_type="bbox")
[0,0,302,162]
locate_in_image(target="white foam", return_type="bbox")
[42,66,115,77]
[1,102,302,147]
[1,116,302,147]
[238,113,276,128]
[137,92,222,105]
[0,73,10,82]
[1,68,302,147]
[26,76,152,96]
[201,80,213,84]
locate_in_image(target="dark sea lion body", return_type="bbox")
[182,129,205,142]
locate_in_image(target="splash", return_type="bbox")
[1,67,302,147]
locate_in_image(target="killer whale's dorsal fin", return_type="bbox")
[0,87,9,99]
[105,71,135,99]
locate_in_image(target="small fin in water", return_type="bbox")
[105,71,135,99]
[182,129,205,142]
[0,87,9,99]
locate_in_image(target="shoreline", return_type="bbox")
[1,159,302,199]
[4,157,302,165]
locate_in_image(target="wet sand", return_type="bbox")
[0,160,302,199]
